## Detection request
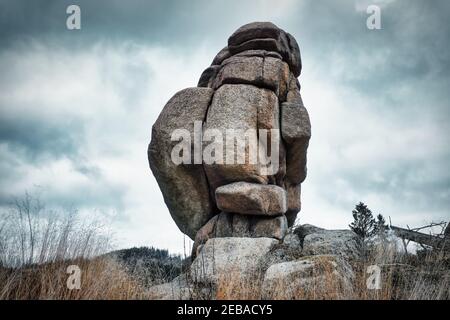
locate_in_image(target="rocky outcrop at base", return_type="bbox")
[148,224,362,299]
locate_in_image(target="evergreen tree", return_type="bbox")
[373,213,388,236]
[349,202,376,242]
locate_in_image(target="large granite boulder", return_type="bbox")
[294,225,363,261]
[215,182,287,216]
[281,102,311,184]
[148,88,216,239]
[190,237,278,283]
[228,22,282,47]
[203,84,280,192]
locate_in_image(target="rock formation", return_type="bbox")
[148,224,362,300]
[148,22,311,255]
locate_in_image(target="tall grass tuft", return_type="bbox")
[0,193,153,299]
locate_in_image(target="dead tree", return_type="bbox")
[390,222,450,253]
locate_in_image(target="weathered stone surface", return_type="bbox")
[228,22,281,47]
[293,224,325,239]
[148,88,215,239]
[256,84,279,131]
[147,275,191,300]
[258,241,300,271]
[232,213,251,237]
[147,274,214,300]
[285,183,301,226]
[281,102,311,144]
[261,255,354,299]
[230,215,285,237]
[211,46,231,66]
[300,227,362,261]
[283,231,302,248]
[252,215,288,240]
[286,74,303,104]
[213,56,263,89]
[215,211,233,237]
[281,102,311,184]
[192,214,219,259]
[285,33,302,77]
[274,140,287,187]
[203,84,280,192]
[215,182,287,216]
[198,65,220,87]
[228,22,301,77]
[228,38,284,58]
[262,57,290,99]
[192,211,288,252]
[234,49,282,60]
[191,210,292,252]
[212,55,289,99]
[263,224,361,268]
[190,237,278,283]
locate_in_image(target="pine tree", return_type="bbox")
[373,214,388,236]
[349,202,376,242]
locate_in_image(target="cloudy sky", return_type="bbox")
[0,0,449,253]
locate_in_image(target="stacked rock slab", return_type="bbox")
[148,22,311,253]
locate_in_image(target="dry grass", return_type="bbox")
[215,269,264,300]
[0,257,149,299]
[353,243,450,300]
[0,193,153,300]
